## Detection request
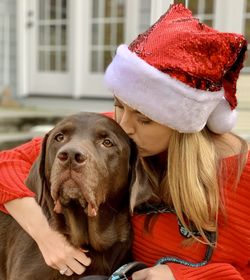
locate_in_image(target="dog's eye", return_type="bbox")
[55,133,64,142]
[102,138,113,147]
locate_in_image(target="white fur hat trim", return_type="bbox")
[105,44,235,133]
[207,98,237,134]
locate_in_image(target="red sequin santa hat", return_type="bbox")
[105,4,248,133]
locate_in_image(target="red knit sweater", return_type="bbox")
[0,137,249,280]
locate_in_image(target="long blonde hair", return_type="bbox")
[141,127,248,245]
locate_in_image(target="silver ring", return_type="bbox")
[59,267,68,275]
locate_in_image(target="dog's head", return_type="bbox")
[27,112,137,215]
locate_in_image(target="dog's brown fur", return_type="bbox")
[0,112,144,280]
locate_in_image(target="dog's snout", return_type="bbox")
[75,152,87,164]
[57,151,68,161]
[57,149,87,165]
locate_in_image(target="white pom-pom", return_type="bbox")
[207,98,237,134]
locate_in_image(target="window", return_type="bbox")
[139,0,151,33]
[176,0,215,27]
[38,0,69,72]
[90,0,125,72]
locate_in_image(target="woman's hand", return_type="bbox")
[4,197,91,276]
[132,264,175,280]
[35,227,91,276]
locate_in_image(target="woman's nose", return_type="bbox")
[119,113,135,135]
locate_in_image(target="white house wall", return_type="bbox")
[0,0,17,97]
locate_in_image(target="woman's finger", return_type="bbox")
[73,249,92,266]
[64,267,74,276]
[66,256,88,275]
[132,268,147,280]
[132,265,175,280]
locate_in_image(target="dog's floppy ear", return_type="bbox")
[128,140,159,213]
[25,133,50,206]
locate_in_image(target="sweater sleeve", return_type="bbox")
[0,137,42,213]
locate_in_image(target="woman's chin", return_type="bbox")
[138,148,147,157]
[138,149,154,158]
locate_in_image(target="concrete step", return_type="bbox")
[0,109,65,133]
[0,132,33,150]
[0,125,55,150]
[0,108,64,150]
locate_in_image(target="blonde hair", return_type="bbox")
[141,127,248,246]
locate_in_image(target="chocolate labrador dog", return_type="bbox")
[0,112,149,280]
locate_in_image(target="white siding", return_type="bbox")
[0,0,17,97]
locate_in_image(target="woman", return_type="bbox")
[0,4,249,280]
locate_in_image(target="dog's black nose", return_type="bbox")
[57,149,87,164]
